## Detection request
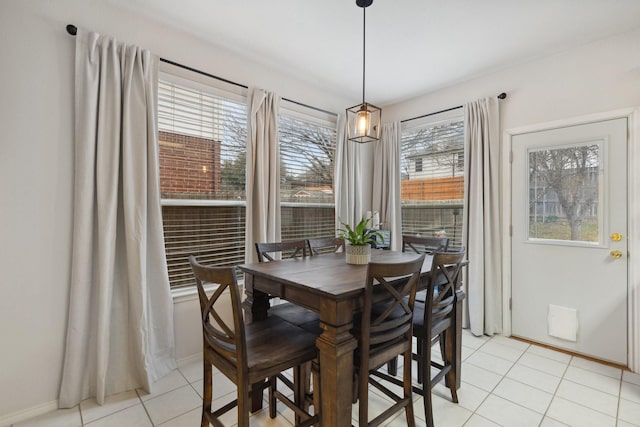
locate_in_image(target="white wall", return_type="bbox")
[382,26,640,369]
[384,27,640,129]
[3,0,640,421]
[0,0,350,421]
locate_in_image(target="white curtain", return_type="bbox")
[245,88,281,263]
[372,122,403,251]
[59,30,176,407]
[463,97,502,336]
[335,113,366,229]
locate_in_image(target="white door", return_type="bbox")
[511,118,628,365]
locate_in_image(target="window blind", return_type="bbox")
[279,111,337,240]
[401,118,465,246]
[158,77,247,288]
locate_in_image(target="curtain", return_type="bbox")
[335,113,366,229]
[59,30,176,408]
[245,88,281,263]
[372,122,403,251]
[463,97,502,336]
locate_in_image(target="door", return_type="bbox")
[511,118,628,365]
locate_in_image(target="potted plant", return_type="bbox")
[338,216,382,264]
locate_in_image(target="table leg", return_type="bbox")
[316,320,358,427]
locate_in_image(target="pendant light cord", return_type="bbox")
[362,5,366,105]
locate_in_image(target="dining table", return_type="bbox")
[238,250,465,427]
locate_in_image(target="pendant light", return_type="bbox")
[346,0,381,143]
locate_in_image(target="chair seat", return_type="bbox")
[246,316,319,377]
[412,301,452,337]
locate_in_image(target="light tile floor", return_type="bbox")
[9,330,640,427]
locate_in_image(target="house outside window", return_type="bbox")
[158,73,248,289]
[401,111,465,246]
[279,108,337,241]
[158,70,337,289]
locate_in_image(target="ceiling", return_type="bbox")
[108,0,640,106]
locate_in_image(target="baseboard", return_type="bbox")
[0,399,59,427]
[176,352,201,367]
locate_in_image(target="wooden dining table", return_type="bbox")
[238,250,465,427]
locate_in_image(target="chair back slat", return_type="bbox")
[308,237,345,255]
[255,240,308,262]
[402,235,449,255]
[423,248,465,328]
[189,256,247,371]
[360,254,426,354]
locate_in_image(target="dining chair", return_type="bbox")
[255,240,308,262]
[353,254,426,427]
[189,256,319,427]
[307,236,345,255]
[402,235,449,254]
[375,249,466,427]
[384,235,451,377]
[254,240,321,333]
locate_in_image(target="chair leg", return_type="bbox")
[403,349,416,427]
[202,363,212,427]
[442,330,459,403]
[312,360,321,426]
[416,337,424,384]
[387,356,398,376]
[423,338,434,427]
[269,376,277,419]
[238,384,251,427]
[294,365,304,426]
[358,368,369,426]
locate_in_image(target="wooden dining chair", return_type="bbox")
[402,235,449,255]
[375,249,466,427]
[255,240,308,262]
[384,235,451,377]
[189,256,319,427]
[254,241,320,332]
[353,254,426,427]
[307,236,345,255]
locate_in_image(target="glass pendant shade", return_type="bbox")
[346,101,381,143]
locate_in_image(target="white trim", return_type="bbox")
[161,198,246,207]
[159,65,247,101]
[177,352,203,368]
[502,107,640,372]
[0,399,59,426]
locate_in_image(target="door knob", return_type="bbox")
[610,250,623,259]
[610,233,623,242]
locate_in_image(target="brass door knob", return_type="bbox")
[610,250,623,259]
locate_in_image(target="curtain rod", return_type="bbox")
[401,92,507,123]
[65,24,338,117]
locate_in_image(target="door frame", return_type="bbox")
[502,107,640,372]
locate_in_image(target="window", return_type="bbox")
[401,112,465,246]
[158,73,247,289]
[158,68,337,289]
[279,108,337,240]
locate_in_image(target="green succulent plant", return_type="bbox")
[337,216,383,246]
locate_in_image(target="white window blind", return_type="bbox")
[401,115,465,246]
[279,109,337,240]
[158,76,247,288]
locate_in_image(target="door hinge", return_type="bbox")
[509,225,513,237]
[509,297,512,310]
[510,151,513,163]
